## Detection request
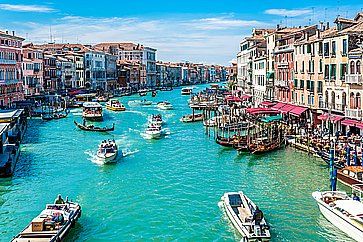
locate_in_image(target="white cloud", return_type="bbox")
[187,17,264,30]
[0,4,55,13]
[264,8,312,17]
[15,15,261,65]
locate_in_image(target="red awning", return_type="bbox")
[290,106,308,116]
[226,96,242,102]
[280,104,295,113]
[317,113,344,123]
[271,102,286,110]
[341,119,363,129]
[260,101,275,107]
[245,108,280,115]
[241,94,252,100]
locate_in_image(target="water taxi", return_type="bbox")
[180,113,203,123]
[97,139,119,164]
[139,89,148,96]
[157,101,173,110]
[106,99,126,111]
[82,102,103,121]
[144,125,162,139]
[221,191,271,241]
[181,87,193,95]
[11,196,81,242]
[128,99,153,107]
[312,190,363,241]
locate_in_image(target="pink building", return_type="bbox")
[0,30,24,106]
[22,43,44,96]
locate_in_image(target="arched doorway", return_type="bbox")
[350,92,355,109]
[350,61,356,74]
[357,61,361,74]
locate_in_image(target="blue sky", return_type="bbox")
[1,1,363,65]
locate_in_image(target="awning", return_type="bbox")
[290,106,308,117]
[261,114,283,123]
[280,104,295,113]
[260,101,275,107]
[245,108,280,115]
[226,95,242,102]
[241,94,252,100]
[341,119,363,129]
[271,102,286,110]
[317,113,344,123]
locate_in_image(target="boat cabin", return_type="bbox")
[82,102,103,121]
[341,166,363,182]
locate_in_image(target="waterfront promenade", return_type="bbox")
[0,85,354,241]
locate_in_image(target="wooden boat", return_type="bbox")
[74,121,114,132]
[106,99,126,111]
[221,191,271,241]
[216,135,236,147]
[97,139,119,164]
[248,138,284,155]
[312,190,363,241]
[11,196,81,242]
[180,113,203,123]
[152,91,157,97]
[337,166,363,191]
[41,112,68,121]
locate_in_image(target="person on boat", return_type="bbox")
[253,206,264,226]
[54,194,65,204]
[83,119,86,126]
[353,193,361,201]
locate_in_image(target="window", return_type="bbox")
[330,64,337,79]
[340,64,347,79]
[317,81,323,93]
[319,60,323,73]
[325,65,330,79]
[350,61,355,74]
[332,41,336,56]
[294,79,298,87]
[300,80,304,89]
[357,61,361,74]
[342,39,347,56]
[324,43,329,56]
[307,44,311,54]
[318,42,323,55]
[301,94,304,104]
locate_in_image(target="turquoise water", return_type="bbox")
[0,86,355,241]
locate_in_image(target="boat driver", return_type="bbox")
[353,193,361,202]
[54,194,65,204]
[253,206,264,226]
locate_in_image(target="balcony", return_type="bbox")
[0,79,21,85]
[275,80,288,87]
[277,62,289,68]
[345,108,363,120]
[345,74,363,84]
[319,102,346,113]
[0,58,16,65]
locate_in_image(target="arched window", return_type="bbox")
[350,61,356,74]
[325,90,329,106]
[356,93,361,109]
[350,92,355,109]
[302,61,305,72]
[357,61,361,74]
[331,91,336,109]
[342,92,347,108]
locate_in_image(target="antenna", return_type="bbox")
[49,25,53,43]
[312,7,315,23]
[324,8,328,22]
[285,15,288,27]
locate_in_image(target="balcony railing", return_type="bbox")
[319,102,346,113]
[275,80,288,87]
[0,58,16,65]
[277,62,289,68]
[345,74,363,84]
[345,108,363,120]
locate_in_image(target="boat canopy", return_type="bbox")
[83,102,102,108]
[335,200,363,216]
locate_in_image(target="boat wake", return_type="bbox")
[84,150,104,165]
[123,110,148,117]
[122,148,139,157]
[71,112,83,116]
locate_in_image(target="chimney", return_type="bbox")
[319,21,324,30]
[5,30,8,34]
[12,31,15,36]
[326,22,330,29]
[276,24,280,30]
[316,29,321,38]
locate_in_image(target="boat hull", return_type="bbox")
[106,106,125,111]
[97,151,118,164]
[337,171,363,190]
[83,115,103,122]
[314,195,363,241]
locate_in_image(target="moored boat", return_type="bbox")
[139,89,148,96]
[180,113,203,123]
[82,102,103,121]
[11,196,81,242]
[106,99,126,111]
[312,190,363,241]
[97,139,119,164]
[157,101,173,110]
[74,121,114,132]
[97,96,109,102]
[221,192,271,241]
[181,87,193,95]
[248,138,285,155]
[337,166,363,190]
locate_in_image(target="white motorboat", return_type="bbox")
[312,190,363,241]
[128,99,153,107]
[181,87,193,95]
[157,101,173,110]
[12,196,81,242]
[144,125,162,139]
[221,192,271,241]
[96,139,119,164]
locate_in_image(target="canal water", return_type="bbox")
[0,86,355,241]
